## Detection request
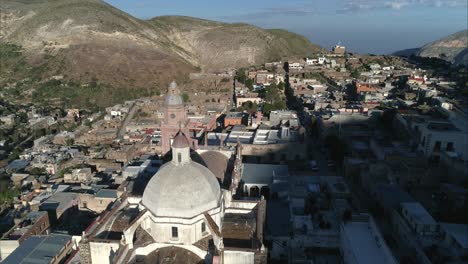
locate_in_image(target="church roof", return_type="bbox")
[165,81,184,106]
[199,151,228,181]
[165,94,183,106]
[141,160,221,218]
[172,131,190,148]
[131,246,203,264]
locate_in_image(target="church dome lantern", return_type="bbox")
[164,81,184,106]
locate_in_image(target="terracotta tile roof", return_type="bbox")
[204,212,221,237]
[356,83,377,93]
[129,246,203,264]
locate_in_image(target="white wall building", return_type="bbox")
[400,202,439,237]
[341,214,397,264]
[409,118,468,161]
[86,132,267,264]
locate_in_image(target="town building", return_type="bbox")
[2,234,74,264]
[400,202,439,238]
[332,45,346,55]
[236,96,262,108]
[80,132,267,264]
[64,168,93,184]
[78,188,119,213]
[440,223,468,258]
[224,112,247,127]
[396,111,468,162]
[39,192,79,226]
[0,211,50,260]
[340,214,397,264]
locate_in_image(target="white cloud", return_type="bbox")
[384,2,407,10]
[341,0,467,12]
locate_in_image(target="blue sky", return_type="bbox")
[104,0,467,54]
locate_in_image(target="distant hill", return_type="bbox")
[393,30,468,65]
[150,16,323,71]
[392,48,421,57]
[0,0,323,108]
[0,0,197,90]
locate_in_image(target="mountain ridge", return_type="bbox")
[0,0,323,91]
[393,30,468,65]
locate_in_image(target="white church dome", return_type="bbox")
[165,94,183,106]
[141,132,221,219]
[164,81,184,106]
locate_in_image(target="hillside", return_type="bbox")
[0,0,196,89]
[394,30,468,65]
[418,30,468,65]
[149,16,323,71]
[0,0,322,108]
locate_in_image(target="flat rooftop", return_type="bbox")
[440,223,468,249]
[2,211,48,240]
[3,234,71,264]
[401,202,437,225]
[96,189,118,199]
[427,122,459,132]
[40,192,78,212]
[222,213,257,249]
[241,163,289,185]
[226,112,244,118]
[342,217,396,264]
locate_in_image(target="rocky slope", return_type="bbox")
[0,0,322,93]
[0,0,196,89]
[394,30,467,65]
[150,16,323,71]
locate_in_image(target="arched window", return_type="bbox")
[178,153,182,163]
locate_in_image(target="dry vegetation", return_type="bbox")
[0,0,323,108]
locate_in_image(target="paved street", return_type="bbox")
[117,102,137,139]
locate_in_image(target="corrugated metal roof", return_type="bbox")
[3,234,71,264]
[96,189,118,199]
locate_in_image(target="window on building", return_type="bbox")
[434,141,441,151]
[83,202,87,208]
[172,227,178,238]
[178,153,182,163]
[201,222,206,233]
[447,142,454,151]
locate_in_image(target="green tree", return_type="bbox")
[245,79,254,90]
[237,101,258,112]
[263,103,273,114]
[236,68,247,83]
[277,81,284,90]
[182,93,190,103]
[0,187,20,205]
[30,167,47,175]
[351,69,361,79]
[7,148,21,162]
